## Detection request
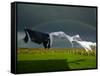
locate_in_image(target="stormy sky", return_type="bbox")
[17,3,97,48]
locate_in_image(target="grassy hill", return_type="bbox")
[17,48,97,73]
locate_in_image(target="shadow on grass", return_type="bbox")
[17,59,70,74]
[69,59,86,65]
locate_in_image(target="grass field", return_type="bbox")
[17,48,97,73]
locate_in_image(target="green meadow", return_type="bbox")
[17,48,97,73]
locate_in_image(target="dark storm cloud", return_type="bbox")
[17,3,96,31]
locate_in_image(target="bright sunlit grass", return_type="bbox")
[17,48,97,73]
